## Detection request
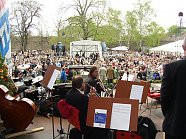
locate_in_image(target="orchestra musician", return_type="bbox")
[65,75,110,139]
[84,66,105,96]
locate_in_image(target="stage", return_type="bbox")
[1,100,164,139]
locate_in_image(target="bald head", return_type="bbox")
[72,75,84,89]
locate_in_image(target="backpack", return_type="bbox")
[137,116,158,139]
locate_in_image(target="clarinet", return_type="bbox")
[96,78,107,92]
[85,82,101,97]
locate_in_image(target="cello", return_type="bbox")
[0,85,37,132]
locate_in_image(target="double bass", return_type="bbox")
[0,85,37,132]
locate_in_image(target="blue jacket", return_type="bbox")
[60,70,67,82]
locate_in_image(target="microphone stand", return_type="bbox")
[48,89,62,139]
[47,89,55,139]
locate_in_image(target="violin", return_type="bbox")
[0,85,37,131]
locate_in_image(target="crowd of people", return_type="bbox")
[8,45,186,139]
[11,48,181,85]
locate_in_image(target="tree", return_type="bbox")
[107,8,123,31]
[167,25,179,38]
[133,0,155,50]
[106,8,123,46]
[124,11,138,49]
[67,0,107,40]
[145,22,166,48]
[53,4,67,42]
[95,25,120,46]
[10,0,42,51]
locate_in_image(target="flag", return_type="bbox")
[0,0,12,75]
[0,0,11,59]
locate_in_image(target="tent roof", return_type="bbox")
[111,46,128,51]
[70,40,103,58]
[71,40,101,46]
[149,39,184,53]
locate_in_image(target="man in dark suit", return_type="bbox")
[65,75,109,139]
[160,38,186,139]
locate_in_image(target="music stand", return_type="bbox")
[41,65,64,139]
[115,80,150,115]
[87,97,139,131]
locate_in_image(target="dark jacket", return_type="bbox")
[84,77,103,96]
[65,88,88,133]
[160,59,186,137]
[65,88,109,139]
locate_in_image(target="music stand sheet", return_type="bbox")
[115,80,150,103]
[41,65,61,89]
[86,97,139,131]
[47,69,60,89]
[110,103,131,131]
[121,73,136,81]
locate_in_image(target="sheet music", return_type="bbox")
[130,85,144,103]
[47,69,60,89]
[94,109,107,128]
[121,73,134,81]
[110,103,131,131]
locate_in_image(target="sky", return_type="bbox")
[9,0,186,35]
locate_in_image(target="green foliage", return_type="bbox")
[167,25,178,37]
[66,0,107,40]
[0,54,18,96]
[132,0,156,50]
[107,8,123,31]
[94,25,120,46]
[149,80,161,83]
[145,22,166,47]
[124,11,138,49]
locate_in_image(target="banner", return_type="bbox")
[0,0,12,74]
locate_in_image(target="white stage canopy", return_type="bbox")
[111,46,128,51]
[70,40,102,58]
[149,39,184,54]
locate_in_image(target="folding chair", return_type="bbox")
[57,99,83,139]
[57,99,71,138]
